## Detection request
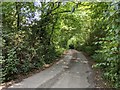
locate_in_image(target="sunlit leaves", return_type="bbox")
[91,2,120,87]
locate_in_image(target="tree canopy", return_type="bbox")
[1,1,120,88]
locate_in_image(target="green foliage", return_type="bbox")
[92,10,120,87]
[1,2,120,88]
[1,2,64,82]
[85,2,120,88]
[1,2,78,82]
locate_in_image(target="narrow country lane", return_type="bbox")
[50,50,95,88]
[7,50,97,89]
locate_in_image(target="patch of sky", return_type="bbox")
[21,2,42,26]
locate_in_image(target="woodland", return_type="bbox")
[0,1,120,88]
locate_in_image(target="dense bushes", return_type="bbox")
[2,32,60,82]
[79,2,120,88]
[1,2,64,82]
[92,5,120,87]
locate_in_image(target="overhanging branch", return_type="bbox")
[51,10,71,15]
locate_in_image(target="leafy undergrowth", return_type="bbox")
[82,52,111,88]
[0,53,65,89]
